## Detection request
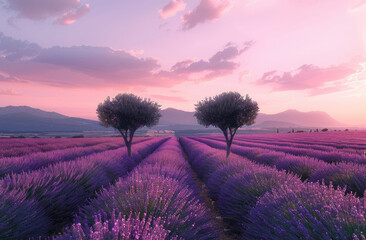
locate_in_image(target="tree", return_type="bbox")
[97,93,161,157]
[195,92,259,158]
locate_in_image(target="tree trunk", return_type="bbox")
[127,129,135,158]
[119,129,134,158]
[221,127,237,158]
[226,141,232,158]
[126,142,132,157]
[221,128,231,158]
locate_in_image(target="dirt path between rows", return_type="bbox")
[179,141,239,240]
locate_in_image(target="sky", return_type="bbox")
[0,0,365,125]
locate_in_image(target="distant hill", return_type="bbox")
[0,106,66,119]
[0,106,105,132]
[159,108,197,125]
[254,120,301,129]
[156,108,346,129]
[254,109,345,128]
[0,106,347,132]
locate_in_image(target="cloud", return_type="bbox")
[0,72,22,82]
[0,45,161,87]
[349,0,366,11]
[0,33,250,88]
[4,0,89,24]
[159,0,186,19]
[0,89,20,95]
[55,4,90,25]
[126,49,144,57]
[0,32,42,61]
[308,85,352,96]
[257,62,359,95]
[33,46,160,80]
[150,94,188,102]
[168,41,252,80]
[182,0,231,30]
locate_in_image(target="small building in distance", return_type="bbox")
[146,130,175,137]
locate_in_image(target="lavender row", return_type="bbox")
[180,137,366,239]
[0,138,126,158]
[57,213,174,240]
[205,134,361,155]
[232,137,366,164]
[234,136,364,153]
[235,131,366,149]
[204,135,365,165]
[230,136,362,154]
[0,137,149,178]
[245,180,366,239]
[180,137,301,234]
[0,137,167,239]
[192,137,366,197]
[56,137,218,240]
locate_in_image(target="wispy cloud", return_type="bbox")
[3,0,89,24]
[0,72,22,82]
[349,0,366,11]
[55,4,90,25]
[0,33,251,88]
[0,32,41,61]
[182,0,231,30]
[159,0,186,19]
[0,89,20,96]
[257,61,362,95]
[308,85,352,96]
[150,94,188,102]
[167,41,253,80]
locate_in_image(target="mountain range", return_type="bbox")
[158,108,346,129]
[0,106,106,132]
[0,106,347,132]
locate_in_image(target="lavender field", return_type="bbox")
[2,131,366,239]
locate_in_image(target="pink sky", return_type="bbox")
[0,0,365,125]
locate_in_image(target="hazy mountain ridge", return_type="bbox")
[254,121,301,128]
[0,106,67,119]
[0,106,347,132]
[159,108,197,125]
[254,109,345,128]
[0,106,105,132]
[159,108,346,129]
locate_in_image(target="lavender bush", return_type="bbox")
[309,162,366,197]
[0,188,50,239]
[0,137,137,158]
[68,138,218,240]
[206,136,365,164]
[217,169,301,233]
[181,136,366,239]
[245,181,366,240]
[195,137,366,197]
[57,211,177,240]
[0,138,166,238]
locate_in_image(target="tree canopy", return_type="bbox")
[195,92,259,157]
[97,93,161,156]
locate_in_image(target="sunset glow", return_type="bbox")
[0,0,365,125]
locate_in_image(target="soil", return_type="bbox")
[179,141,239,240]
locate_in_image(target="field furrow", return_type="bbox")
[222,136,362,154]
[180,137,366,240]
[192,137,366,197]
[234,132,366,150]
[0,138,137,158]
[0,137,151,178]
[0,137,168,239]
[202,136,365,164]
[54,137,219,240]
